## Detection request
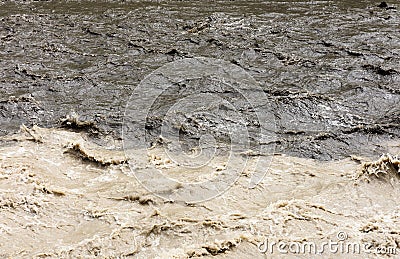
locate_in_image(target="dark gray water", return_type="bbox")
[0,0,399,160]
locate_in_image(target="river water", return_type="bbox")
[0,0,399,258]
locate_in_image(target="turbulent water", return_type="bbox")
[0,0,399,258]
[1,0,399,159]
[1,126,399,258]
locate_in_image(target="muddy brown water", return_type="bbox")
[0,0,399,258]
[1,126,399,258]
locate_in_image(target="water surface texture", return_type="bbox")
[0,1,400,257]
[1,0,399,159]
